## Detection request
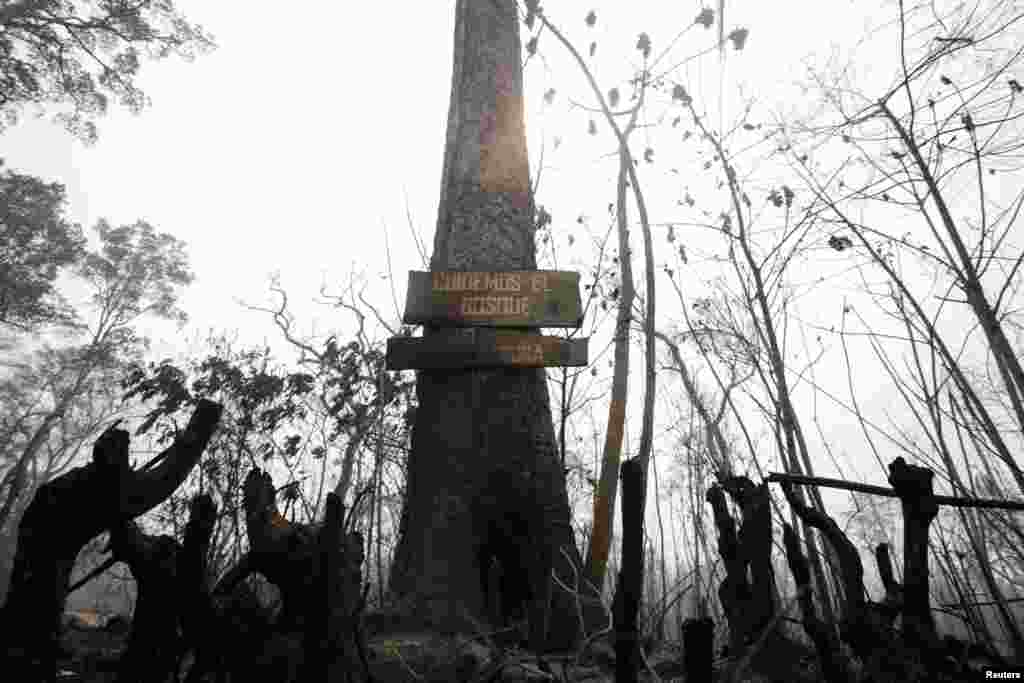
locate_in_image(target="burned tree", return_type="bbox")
[385,0,594,650]
[207,468,369,681]
[0,399,222,680]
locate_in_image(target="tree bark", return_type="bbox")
[887,458,939,652]
[386,0,595,651]
[613,459,644,683]
[179,495,219,683]
[0,399,221,681]
[705,484,749,654]
[585,152,634,602]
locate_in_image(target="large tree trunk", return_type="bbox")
[0,399,221,682]
[385,0,595,651]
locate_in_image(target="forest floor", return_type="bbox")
[51,624,819,683]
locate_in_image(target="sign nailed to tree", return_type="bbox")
[402,270,582,328]
[386,329,588,370]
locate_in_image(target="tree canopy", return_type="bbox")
[0,160,85,332]
[0,0,215,143]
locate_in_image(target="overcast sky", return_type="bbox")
[1,0,957,511]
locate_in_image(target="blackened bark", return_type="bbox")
[721,477,775,638]
[874,543,902,628]
[388,0,596,650]
[241,468,319,632]
[303,492,369,682]
[778,480,879,655]
[0,400,221,681]
[109,520,181,683]
[613,459,643,683]
[887,457,939,652]
[179,495,219,683]
[705,484,750,653]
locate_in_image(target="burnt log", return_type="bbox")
[0,400,221,681]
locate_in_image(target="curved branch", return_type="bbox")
[121,399,222,517]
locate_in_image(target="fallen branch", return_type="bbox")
[766,472,1024,510]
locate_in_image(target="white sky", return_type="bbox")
[3,0,1006,547]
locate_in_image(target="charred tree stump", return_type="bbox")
[705,484,750,655]
[302,492,370,683]
[237,468,320,631]
[613,458,643,683]
[0,400,221,682]
[108,519,182,683]
[887,457,939,653]
[178,495,219,683]
[212,469,369,682]
[721,477,776,641]
[782,523,847,683]
[682,617,713,683]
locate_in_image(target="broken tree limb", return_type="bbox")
[778,480,865,619]
[66,556,118,596]
[120,400,223,517]
[766,471,1024,511]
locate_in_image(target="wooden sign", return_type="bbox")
[402,271,582,328]
[386,329,588,370]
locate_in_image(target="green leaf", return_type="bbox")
[585,10,597,27]
[695,8,714,28]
